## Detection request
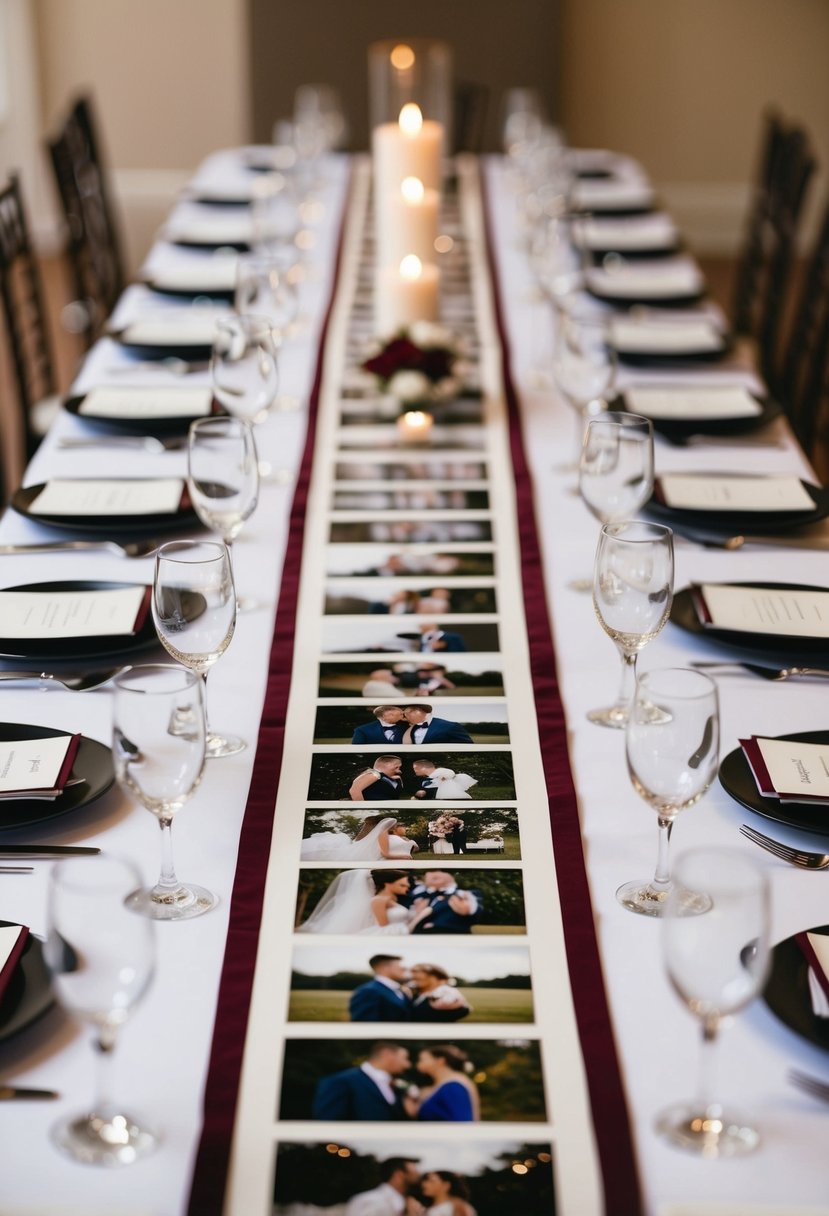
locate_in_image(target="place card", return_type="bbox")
[145,259,238,294]
[624,386,761,419]
[612,318,724,355]
[0,585,150,638]
[0,732,80,798]
[587,260,704,298]
[740,736,829,804]
[657,474,814,512]
[573,180,655,211]
[78,386,213,420]
[693,584,829,638]
[0,925,29,1004]
[165,214,253,245]
[800,932,829,1016]
[578,213,678,251]
[29,478,185,517]
[117,312,223,348]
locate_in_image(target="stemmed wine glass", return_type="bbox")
[46,854,157,1163]
[152,540,242,758]
[235,253,302,410]
[658,846,771,1155]
[187,415,259,546]
[113,664,212,918]
[590,520,674,727]
[211,314,286,484]
[552,304,617,471]
[619,667,719,916]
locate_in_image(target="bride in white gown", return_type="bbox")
[300,815,417,862]
[424,768,477,799]
[297,869,429,935]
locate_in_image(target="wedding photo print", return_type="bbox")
[288,942,533,1023]
[279,1039,546,1123]
[333,456,488,481]
[293,867,526,935]
[313,702,509,745]
[329,519,493,545]
[323,581,497,616]
[325,546,495,578]
[335,425,487,453]
[321,618,500,656]
[299,808,520,862]
[331,488,490,512]
[318,658,505,699]
[307,751,516,802]
[272,1137,556,1215]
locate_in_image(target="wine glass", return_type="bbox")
[251,171,300,256]
[619,667,719,916]
[152,540,242,758]
[235,253,300,350]
[187,416,259,546]
[552,304,616,471]
[590,520,674,728]
[657,846,771,1155]
[46,854,157,1163]
[211,314,279,426]
[113,664,212,918]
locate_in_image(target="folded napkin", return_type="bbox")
[612,317,724,355]
[740,736,829,806]
[587,258,705,299]
[115,311,225,348]
[0,925,29,1005]
[573,180,655,211]
[0,733,81,801]
[796,931,829,1018]
[143,258,238,294]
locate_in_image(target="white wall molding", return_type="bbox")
[656,182,749,256]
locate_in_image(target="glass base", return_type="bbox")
[616,878,712,917]
[655,1102,760,1157]
[568,576,592,594]
[236,597,263,614]
[127,882,218,921]
[51,1107,158,1166]
[587,703,629,729]
[206,731,247,758]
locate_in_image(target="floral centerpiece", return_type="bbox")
[362,321,461,411]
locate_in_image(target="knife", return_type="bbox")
[0,845,100,857]
[0,1086,59,1100]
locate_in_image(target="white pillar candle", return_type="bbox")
[372,103,444,198]
[396,409,434,443]
[376,254,440,331]
[377,176,440,267]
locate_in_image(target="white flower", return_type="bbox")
[387,369,432,403]
[408,320,455,350]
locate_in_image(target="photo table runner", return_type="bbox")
[190,158,641,1216]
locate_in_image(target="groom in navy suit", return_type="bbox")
[349,955,413,1022]
[311,1041,412,1120]
[400,704,473,744]
[409,870,483,935]
[351,706,405,745]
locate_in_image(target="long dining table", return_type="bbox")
[0,145,827,1216]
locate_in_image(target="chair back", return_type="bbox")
[47,95,125,345]
[779,197,829,461]
[0,173,57,461]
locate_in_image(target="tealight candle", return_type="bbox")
[377,175,440,267]
[372,103,444,197]
[396,409,434,443]
[376,254,440,330]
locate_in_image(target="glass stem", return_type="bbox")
[201,671,214,742]
[696,1015,722,1118]
[154,814,180,896]
[652,814,674,891]
[615,648,637,711]
[91,1022,118,1116]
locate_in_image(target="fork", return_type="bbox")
[691,661,829,681]
[58,436,187,453]
[789,1070,829,1104]
[0,667,130,691]
[739,824,829,869]
[0,538,162,558]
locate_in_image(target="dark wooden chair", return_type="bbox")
[453,81,489,154]
[778,197,829,464]
[732,112,816,392]
[0,173,58,467]
[47,95,126,346]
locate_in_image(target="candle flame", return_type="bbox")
[401,176,424,204]
[399,103,423,136]
[399,254,423,280]
[404,411,429,427]
[390,43,415,70]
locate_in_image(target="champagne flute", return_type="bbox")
[46,854,157,1163]
[552,304,616,471]
[619,667,719,916]
[113,664,212,918]
[590,520,674,728]
[658,847,771,1155]
[152,540,242,758]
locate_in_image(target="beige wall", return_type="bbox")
[561,0,829,250]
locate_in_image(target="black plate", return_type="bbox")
[671,581,829,662]
[0,723,115,831]
[11,481,199,536]
[719,730,829,837]
[140,277,235,302]
[63,393,224,435]
[617,391,780,438]
[587,282,705,308]
[648,479,828,535]
[612,331,732,366]
[171,236,250,253]
[0,921,53,1042]
[762,923,829,1051]
[108,329,214,360]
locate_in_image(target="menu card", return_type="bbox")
[740,736,829,805]
[588,260,704,298]
[573,181,655,211]
[29,478,185,516]
[798,932,829,1017]
[579,214,678,251]
[118,312,224,348]
[0,585,150,638]
[612,318,724,355]
[624,386,761,419]
[146,259,238,294]
[0,925,29,1004]
[0,732,80,799]
[165,215,253,245]
[79,387,213,420]
[694,584,829,637]
[657,474,814,512]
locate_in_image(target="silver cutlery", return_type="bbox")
[0,1086,59,1100]
[665,434,786,450]
[0,845,100,857]
[0,866,34,874]
[789,1070,829,1104]
[691,661,829,681]
[0,667,130,692]
[103,358,209,375]
[676,529,829,551]
[58,435,187,453]
[739,824,829,870]
[0,538,161,558]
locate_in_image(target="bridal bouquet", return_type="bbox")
[362,321,461,411]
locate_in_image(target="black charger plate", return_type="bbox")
[0,922,53,1042]
[63,393,223,435]
[719,729,829,837]
[11,481,199,535]
[763,923,829,1052]
[648,479,828,536]
[617,390,780,437]
[669,581,829,664]
[0,723,115,831]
